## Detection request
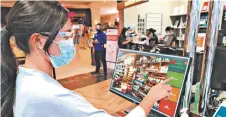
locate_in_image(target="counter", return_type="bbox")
[74,79,135,114]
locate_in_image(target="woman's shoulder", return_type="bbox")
[16,73,68,99]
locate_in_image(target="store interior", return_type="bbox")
[1,0,226,117]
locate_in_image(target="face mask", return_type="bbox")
[125,32,130,37]
[49,39,75,68]
[96,26,101,31]
[166,32,171,35]
[58,32,72,37]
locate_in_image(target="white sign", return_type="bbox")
[106,41,118,63]
[106,29,118,36]
[106,41,118,70]
[223,36,226,46]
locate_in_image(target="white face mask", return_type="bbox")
[166,32,171,35]
[125,32,128,36]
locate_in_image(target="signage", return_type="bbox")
[107,29,118,36]
[223,37,226,46]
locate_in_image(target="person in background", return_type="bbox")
[118,27,131,49]
[72,24,81,60]
[1,1,172,117]
[165,26,178,47]
[72,24,80,44]
[146,28,159,45]
[80,29,89,50]
[91,23,107,77]
[88,28,94,48]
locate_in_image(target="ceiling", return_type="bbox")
[1,1,117,15]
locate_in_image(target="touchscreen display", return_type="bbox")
[110,49,190,117]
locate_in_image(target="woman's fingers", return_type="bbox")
[160,78,172,85]
[164,85,172,92]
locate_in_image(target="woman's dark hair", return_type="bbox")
[1,1,68,117]
[120,27,128,37]
[146,28,156,36]
[165,26,174,32]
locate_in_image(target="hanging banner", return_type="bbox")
[201,1,222,116]
[183,0,201,110]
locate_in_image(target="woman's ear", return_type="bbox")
[29,33,46,50]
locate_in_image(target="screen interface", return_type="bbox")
[110,49,190,117]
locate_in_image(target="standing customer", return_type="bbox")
[72,24,81,60]
[118,27,131,49]
[91,23,107,77]
[147,28,159,45]
[164,26,178,47]
[1,1,172,117]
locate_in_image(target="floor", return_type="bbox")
[58,69,114,90]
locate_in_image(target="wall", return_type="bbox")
[1,1,117,29]
[1,7,10,25]
[124,0,184,34]
[89,2,101,29]
[100,13,118,24]
[68,8,92,27]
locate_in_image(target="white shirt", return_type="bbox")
[14,66,146,117]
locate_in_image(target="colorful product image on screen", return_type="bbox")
[168,87,180,103]
[166,71,184,88]
[159,100,177,117]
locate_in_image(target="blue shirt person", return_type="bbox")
[91,24,108,76]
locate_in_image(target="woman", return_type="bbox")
[118,27,131,49]
[164,26,178,47]
[146,28,159,45]
[1,1,172,117]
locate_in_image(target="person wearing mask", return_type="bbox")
[118,27,131,49]
[1,1,172,117]
[164,26,178,47]
[146,28,159,45]
[72,24,80,45]
[91,23,107,77]
[72,24,81,60]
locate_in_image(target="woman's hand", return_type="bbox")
[139,78,172,116]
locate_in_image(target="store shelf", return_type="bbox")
[149,77,166,80]
[177,39,185,41]
[176,48,184,51]
[199,26,207,29]
[148,81,158,85]
[136,61,170,65]
[170,14,187,17]
[145,71,167,75]
[201,11,208,14]
[174,27,186,29]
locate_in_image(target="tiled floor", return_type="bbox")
[55,46,115,90]
[58,69,114,90]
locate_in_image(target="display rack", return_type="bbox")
[170,12,209,51]
[137,15,145,34]
[146,13,162,34]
